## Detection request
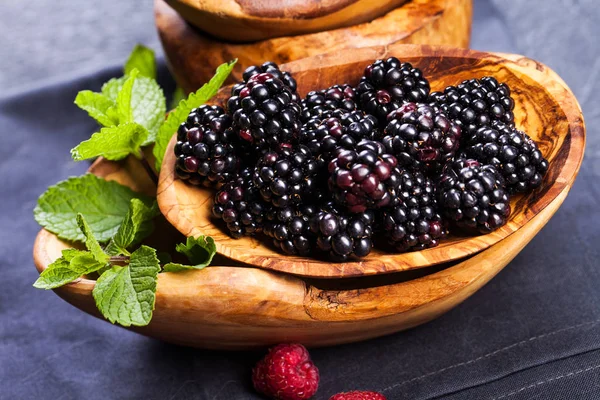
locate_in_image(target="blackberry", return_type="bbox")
[438,159,511,233]
[253,145,319,208]
[328,140,401,213]
[310,206,375,261]
[300,84,357,122]
[299,111,379,166]
[174,105,238,185]
[381,170,447,252]
[212,168,270,238]
[463,121,549,193]
[227,70,301,150]
[429,76,515,139]
[264,204,318,256]
[356,57,430,123]
[238,61,298,93]
[382,102,461,174]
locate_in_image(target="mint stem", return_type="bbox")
[139,151,158,186]
[109,255,130,265]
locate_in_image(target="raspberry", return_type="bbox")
[329,391,387,400]
[252,343,319,400]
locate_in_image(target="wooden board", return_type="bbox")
[155,0,473,94]
[33,155,572,349]
[156,45,585,278]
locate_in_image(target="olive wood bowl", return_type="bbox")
[156,44,585,278]
[155,0,472,94]
[34,155,572,349]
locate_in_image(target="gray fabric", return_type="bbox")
[1,0,600,399]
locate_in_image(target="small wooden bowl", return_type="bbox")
[157,45,585,278]
[33,156,571,349]
[155,0,473,94]
[164,0,410,42]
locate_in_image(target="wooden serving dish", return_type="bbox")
[34,156,572,349]
[155,0,473,94]
[157,45,585,278]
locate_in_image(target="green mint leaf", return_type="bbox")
[76,214,109,263]
[124,44,156,79]
[99,75,165,145]
[153,59,237,171]
[105,199,159,256]
[70,122,148,161]
[74,91,119,127]
[34,250,106,290]
[34,174,154,242]
[93,245,160,327]
[169,86,186,110]
[114,68,139,123]
[163,236,216,272]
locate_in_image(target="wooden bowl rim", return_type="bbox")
[156,45,585,278]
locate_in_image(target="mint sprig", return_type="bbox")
[164,236,217,272]
[153,59,237,171]
[125,44,157,79]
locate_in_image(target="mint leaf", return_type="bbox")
[70,122,148,161]
[34,250,106,289]
[114,69,139,124]
[99,75,165,145]
[74,91,119,127]
[153,59,237,171]
[93,245,160,327]
[105,199,159,256]
[124,45,156,79]
[34,174,154,242]
[163,236,216,272]
[76,214,109,263]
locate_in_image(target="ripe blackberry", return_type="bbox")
[429,76,515,138]
[310,206,375,261]
[227,70,301,150]
[239,61,298,93]
[300,84,357,122]
[381,170,447,252]
[253,145,319,208]
[382,102,461,174]
[264,204,318,256]
[212,168,270,238]
[356,57,430,123]
[174,105,238,186]
[299,111,379,165]
[438,159,511,233]
[328,140,401,213]
[463,121,549,193]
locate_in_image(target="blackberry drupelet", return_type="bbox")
[299,110,379,166]
[463,121,549,193]
[310,206,375,261]
[356,57,430,123]
[429,76,515,139]
[238,61,298,93]
[174,105,238,186]
[382,102,461,174]
[437,159,511,233]
[381,170,447,252]
[300,84,357,122]
[227,70,302,151]
[212,168,270,238]
[264,204,318,255]
[253,145,319,208]
[328,140,401,213]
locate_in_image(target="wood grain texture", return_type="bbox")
[165,0,409,42]
[33,155,572,349]
[156,45,585,278]
[155,0,472,94]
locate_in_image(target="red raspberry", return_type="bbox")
[252,343,319,400]
[329,391,387,400]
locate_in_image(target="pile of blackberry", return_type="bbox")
[174,59,550,262]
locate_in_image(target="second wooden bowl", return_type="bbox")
[157,44,585,278]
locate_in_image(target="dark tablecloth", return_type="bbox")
[1,0,600,399]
